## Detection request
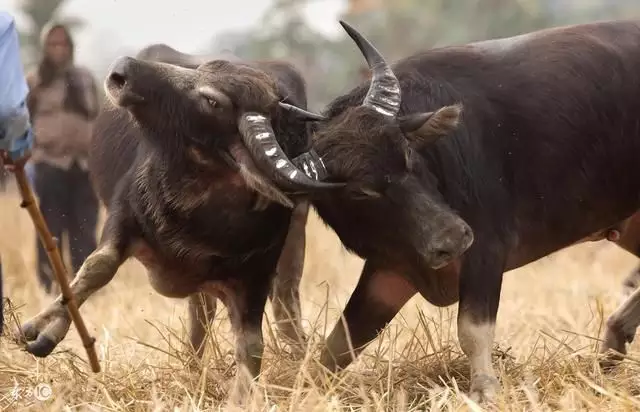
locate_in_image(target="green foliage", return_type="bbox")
[209,0,640,109]
[211,0,352,110]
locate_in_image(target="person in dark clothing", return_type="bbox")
[25,21,100,294]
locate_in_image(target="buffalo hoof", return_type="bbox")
[599,321,634,372]
[468,374,499,405]
[599,350,625,373]
[279,333,307,361]
[184,352,204,373]
[226,366,258,408]
[16,301,71,358]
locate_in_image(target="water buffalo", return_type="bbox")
[14,43,341,396]
[244,20,640,402]
[90,44,312,361]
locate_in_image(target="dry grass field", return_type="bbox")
[1,184,640,411]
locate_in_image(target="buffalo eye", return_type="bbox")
[205,97,217,108]
[197,86,232,111]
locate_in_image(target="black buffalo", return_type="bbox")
[242,20,640,402]
[15,43,340,397]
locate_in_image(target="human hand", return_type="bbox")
[1,128,33,170]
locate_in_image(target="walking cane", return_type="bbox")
[1,152,100,373]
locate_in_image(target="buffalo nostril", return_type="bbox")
[433,249,452,262]
[429,222,473,265]
[108,72,126,89]
[107,56,133,89]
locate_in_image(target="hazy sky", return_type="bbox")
[0,0,345,69]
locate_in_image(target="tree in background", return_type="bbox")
[210,0,640,109]
[211,0,353,111]
[11,0,640,109]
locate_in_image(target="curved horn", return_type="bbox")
[279,102,327,122]
[238,112,344,192]
[339,20,401,118]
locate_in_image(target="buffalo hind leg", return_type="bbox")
[601,264,640,367]
[601,218,640,368]
[457,245,505,404]
[600,243,640,366]
[600,286,640,368]
[319,260,416,374]
[187,292,217,361]
[270,201,309,355]
[17,211,132,357]
[620,266,640,299]
[612,211,640,301]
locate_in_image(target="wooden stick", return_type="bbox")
[5,157,100,373]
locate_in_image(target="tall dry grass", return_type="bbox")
[1,182,640,411]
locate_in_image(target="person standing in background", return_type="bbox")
[26,20,100,294]
[0,166,7,192]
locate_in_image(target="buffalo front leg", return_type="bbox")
[270,201,309,353]
[17,212,131,357]
[187,292,217,360]
[600,286,640,368]
[457,247,505,404]
[319,260,417,373]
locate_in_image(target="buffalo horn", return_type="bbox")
[278,102,327,122]
[238,112,344,192]
[339,20,401,118]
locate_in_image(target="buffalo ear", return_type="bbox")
[399,104,462,146]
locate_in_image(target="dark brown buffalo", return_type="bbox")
[241,20,640,403]
[14,44,339,397]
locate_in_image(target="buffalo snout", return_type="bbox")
[108,56,131,88]
[427,219,474,269]
[105,56,144,107]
